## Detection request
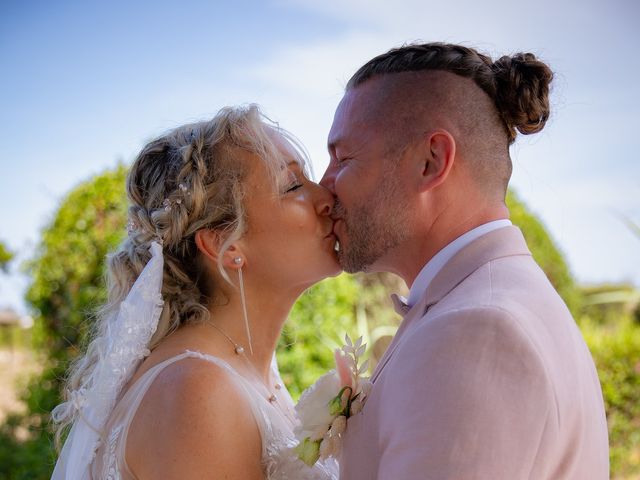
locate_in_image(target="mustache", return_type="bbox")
[332,199,347,219]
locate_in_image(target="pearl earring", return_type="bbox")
[233,257,253,355]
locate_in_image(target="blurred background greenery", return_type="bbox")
[0,167,638,479]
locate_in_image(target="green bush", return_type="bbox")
[0,241,13,273]
[0,415,56,480]
[279,274,360,399]
[1,162,631,478]
[0,367,60,480]
[0,165,369,479]
[581,315,640,478]
[0,166,129,480]
[25,164,129,360]
[0,326,32,350]
[507,191,582,315]
[581,283,640,325]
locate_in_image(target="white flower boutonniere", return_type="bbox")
[293,334,372,466]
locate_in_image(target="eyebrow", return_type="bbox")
[283,160,303,171]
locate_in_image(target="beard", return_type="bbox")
[334,174,410,273]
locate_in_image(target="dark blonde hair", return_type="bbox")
[52,104,308,444]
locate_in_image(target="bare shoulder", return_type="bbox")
[127,357,263,480]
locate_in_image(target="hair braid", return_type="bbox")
[52,104,309,445]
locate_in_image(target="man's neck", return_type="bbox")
[377,205,510,288]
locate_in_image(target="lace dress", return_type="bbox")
[89,350,338,479]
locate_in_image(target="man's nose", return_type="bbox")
[319,164,336,194]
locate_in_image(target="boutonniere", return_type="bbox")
[293,334,372,466]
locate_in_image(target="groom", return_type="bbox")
[321,43,609,479]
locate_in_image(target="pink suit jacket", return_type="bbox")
[340,226,609,479]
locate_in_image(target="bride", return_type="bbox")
[51,105,340,479]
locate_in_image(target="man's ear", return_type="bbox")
[417,129,456,192]
[195,230,245,270]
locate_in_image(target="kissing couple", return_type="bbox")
[51,42,609,479]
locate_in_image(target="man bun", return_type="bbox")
[492,53,554,140]
[347,42,554,144]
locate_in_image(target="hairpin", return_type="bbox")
[127,219,139,235]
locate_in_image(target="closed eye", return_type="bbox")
[285,183,303,193]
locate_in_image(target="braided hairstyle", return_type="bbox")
[53,104,307,444]
[347,42,554,145]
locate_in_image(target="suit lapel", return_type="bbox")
[371,293,431,383]
[370,226,532,384]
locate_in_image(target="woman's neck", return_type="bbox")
[205,280,299,381]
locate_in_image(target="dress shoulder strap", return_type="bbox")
[100,350,267,479]
[113,350,246,427]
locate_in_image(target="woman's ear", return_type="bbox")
[195,229,246,270]
[418,129,456,192]
[195,229,220,264]
[220,244,245,270]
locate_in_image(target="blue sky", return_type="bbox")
[1,0,639,314]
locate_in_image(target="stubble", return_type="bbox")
[335,172,409,273]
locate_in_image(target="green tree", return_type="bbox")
[507,190,582,315]
[1,164,618,478]
[0,241,14,273]
[279,274,360,398]
[582,315,640,478]
[0,165,366,479]
[0,165,129,480]
[25,165,129,359]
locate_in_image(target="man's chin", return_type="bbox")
[337,249,375,274]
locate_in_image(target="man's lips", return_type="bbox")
[325,218,342,239]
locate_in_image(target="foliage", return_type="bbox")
[0,367,60,480]
[581,283,640,324]
[278,274,360,399]
[0,240,14,273]
[0,326,32,350]
[0,163,634,478]
[507,190,582,315]
[581,315,640,479]
[280,270,405,399]
[25,164,128,359]
[0,165,128,480]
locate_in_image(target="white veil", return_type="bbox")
[51,241,164,479]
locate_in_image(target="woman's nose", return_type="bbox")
[314,182,335,216]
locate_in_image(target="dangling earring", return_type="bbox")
[234,257,253,355]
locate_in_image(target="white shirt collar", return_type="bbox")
[406,219,512,307]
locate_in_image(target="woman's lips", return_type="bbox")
[324,218,341,238]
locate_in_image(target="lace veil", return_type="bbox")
[51,241,164,480]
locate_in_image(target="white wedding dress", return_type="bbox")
[70,350,338,479]
[51,243,336,479]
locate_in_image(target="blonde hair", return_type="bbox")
[52,104,309,444]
